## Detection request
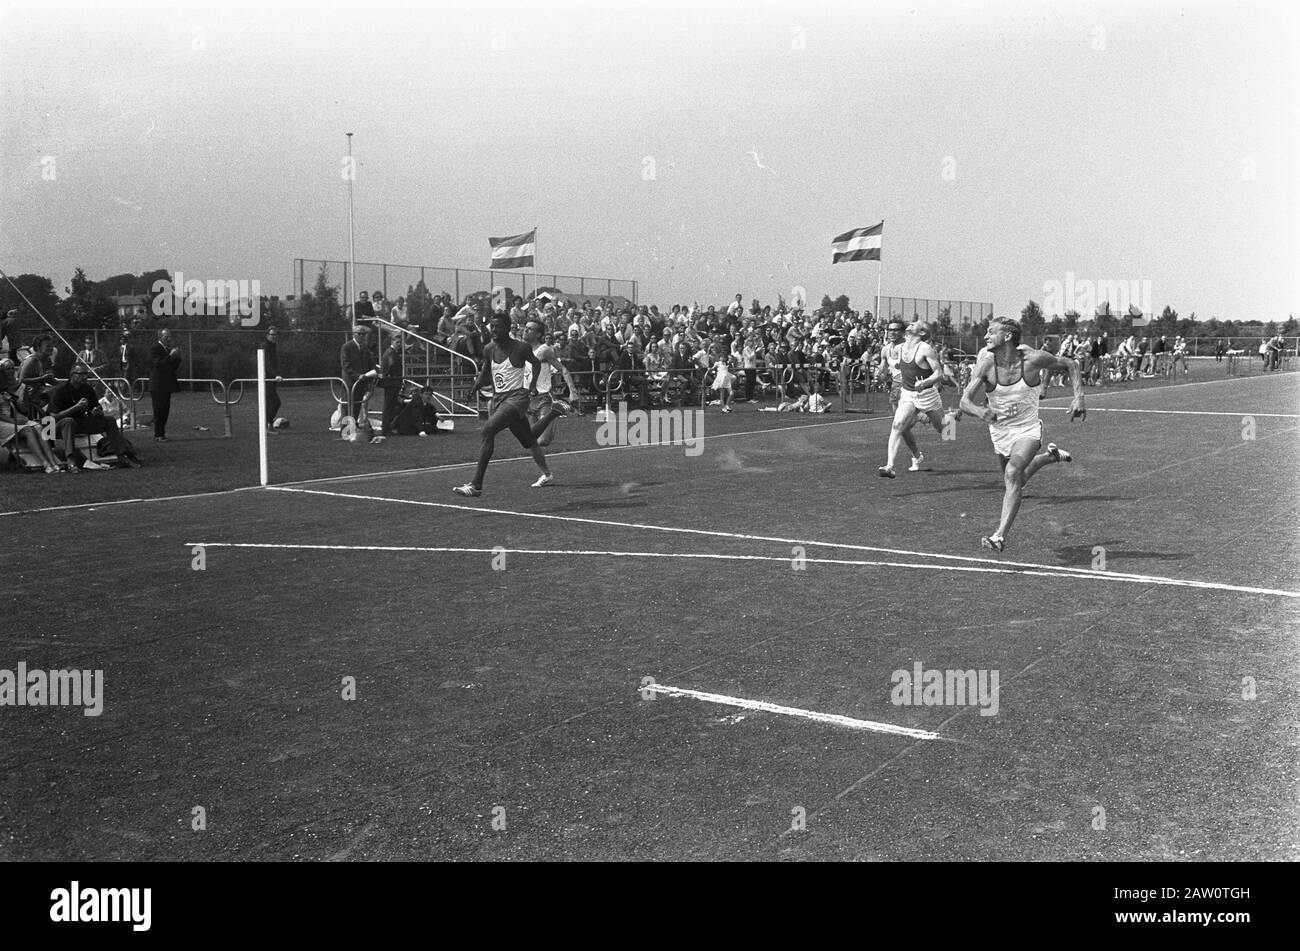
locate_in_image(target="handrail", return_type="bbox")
[368,317,482,416]
[177,378,233,436]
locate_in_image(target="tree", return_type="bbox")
[1020,300,1044,337]
[1281,315,1298,335]
[1063,309,1080,334]
[831,294,851,313]
[1046,316,1063,334]
[295,264,344,332]
[0,273,60,330]
[56,267,118,329]
[406,278,435,328]
[936,305,953,337]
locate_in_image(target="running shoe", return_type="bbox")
[1046,442,1072,463]
[980,534,1005,552]
[877,466,896,479]
[550,397,574,417]
[909,453,924,472]
[531,474,554,487]
[452,484,482,497]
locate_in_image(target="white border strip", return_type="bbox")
[1040,407,1299,418]
[183,541,1300,598]
[646,683,940,739]
[267,486,1299,597]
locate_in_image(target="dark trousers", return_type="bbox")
[63,415,131,459]
[151,389,172,437]
[265,381,281,423]
[381,386,401,436]
[744,368,756,400]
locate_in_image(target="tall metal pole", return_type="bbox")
[347,132,356,331]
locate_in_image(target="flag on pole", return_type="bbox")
[488,230,536,270]
[831,222,883,264]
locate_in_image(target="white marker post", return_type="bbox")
[257,348,268,486]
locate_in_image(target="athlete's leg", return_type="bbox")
[990,435,1042,543]
[467,408,516,490]
[1023,441,1070,481]
[885,402,918,471]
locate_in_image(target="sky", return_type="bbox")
[2,0,1297,320]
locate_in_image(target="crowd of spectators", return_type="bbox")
[366,292,895,409]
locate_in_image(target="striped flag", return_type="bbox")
[488,230,536,270]
[831,222,882,264]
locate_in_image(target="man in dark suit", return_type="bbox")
[378,334,405,437]
[149,328,182,441]
[261,326,283,429]
[340,325,377,422]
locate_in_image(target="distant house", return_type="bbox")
[113,294,150,321]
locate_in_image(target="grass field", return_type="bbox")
[2,362,1298,861]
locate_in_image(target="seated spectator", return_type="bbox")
[1,385,64,473]
[18,335,57,417]
[353,290,375,325]
[49,363,141,469]
[390,296,409,327]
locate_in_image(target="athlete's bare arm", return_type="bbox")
[470,345,493,393]
[544,346,578,398]
[1025,349,1086,421]
[959,351,996,421]
[520,343,542,397]
[914,342,945,391]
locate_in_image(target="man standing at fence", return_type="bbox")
[148,328,182,441]
[378,332,406,439]
[340,325,377,423]
[261,326,283,430]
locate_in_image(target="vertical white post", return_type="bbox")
[347,132,356,330]
[257,348,268,486]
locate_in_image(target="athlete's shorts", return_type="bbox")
[989,417,1042,457]
[528,392,553,417]
[485,390,535,448]
[899,386,942,414]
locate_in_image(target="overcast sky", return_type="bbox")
[2,0,1296,319]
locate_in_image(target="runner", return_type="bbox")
[522,318,577,448]
[959,316,1086,551]
[453,313,567,497]
[878,322,958,478]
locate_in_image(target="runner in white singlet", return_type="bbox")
[523,318,578,450]
[959,316,1086,552]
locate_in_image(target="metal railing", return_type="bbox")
[368,318,481,418]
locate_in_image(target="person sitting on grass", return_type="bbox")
[0,386,65,473]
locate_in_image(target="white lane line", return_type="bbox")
[274,485,1289,589]
[1045,372,1297,400]
[1040,407,1299,418]
[272,414,891,488]
[0,486,262,518]
[184,541,1300,599]
[645,683,940,740]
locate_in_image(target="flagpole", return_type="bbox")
[875,219,883,325]
[532,225,539,313]
[346,132,356,331]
